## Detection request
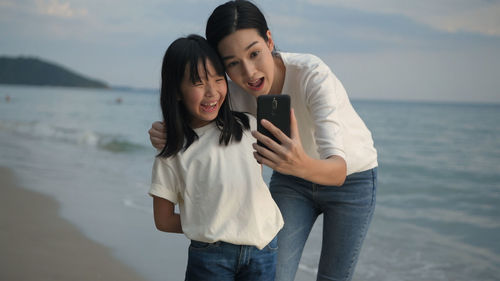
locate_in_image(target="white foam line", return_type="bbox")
[123,198,153,214]
[376,205,500,229]
[403,223,500,269]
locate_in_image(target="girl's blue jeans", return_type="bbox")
[270,167,377,281]
[185,236,278,281]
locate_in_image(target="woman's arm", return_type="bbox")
[152,195,182,233]
[149,121,167,150]
[252,109,346,186]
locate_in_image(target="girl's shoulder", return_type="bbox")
[245,113,257,130]
[241,112,256,120]
[233,111,256,130]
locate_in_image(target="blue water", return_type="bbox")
[1,85,499,281]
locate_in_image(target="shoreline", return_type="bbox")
[0,166,149,281]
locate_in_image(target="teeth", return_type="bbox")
[248,78,262,87]
[202,102,217,106]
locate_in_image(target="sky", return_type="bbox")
[1,0,499,103]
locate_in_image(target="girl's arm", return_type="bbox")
[252,109,347,186]
[152,195,182,233]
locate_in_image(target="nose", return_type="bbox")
[241,60,255,79]
[204,80,217,97]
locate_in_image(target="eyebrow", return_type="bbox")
[221,41,259,61]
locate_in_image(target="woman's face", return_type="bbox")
[179,59,227,128]
[217,28,276,97]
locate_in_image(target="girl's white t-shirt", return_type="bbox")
[228,52,378,175]
[149,116,283,250]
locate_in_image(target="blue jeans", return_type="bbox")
[270,168,377,281]
[185,236,278,281]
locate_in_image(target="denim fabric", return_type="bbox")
[185,236,278,281]
[270,168,377,281]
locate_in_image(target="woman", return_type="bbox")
[149,1,377,280]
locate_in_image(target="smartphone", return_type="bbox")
[257,94,291,150]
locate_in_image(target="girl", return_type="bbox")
[150,34,283,281]
[150,1,378,280]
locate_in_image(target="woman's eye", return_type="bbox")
[250,51,260,58]
[226,61,238,68]
[216,78,225,83]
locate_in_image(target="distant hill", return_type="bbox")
[0,56,108,88]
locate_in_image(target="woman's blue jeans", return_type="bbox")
[185,236,278,281]
[270,168,377,281]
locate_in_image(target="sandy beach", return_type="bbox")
[0,166,149,281]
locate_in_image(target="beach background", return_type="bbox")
[1,84,499,281]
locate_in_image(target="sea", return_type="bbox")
[0,84,499,281]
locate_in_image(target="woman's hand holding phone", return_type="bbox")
[252,108,310,178]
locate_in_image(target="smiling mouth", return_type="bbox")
[200,101,218,112]
[248,78,264,90]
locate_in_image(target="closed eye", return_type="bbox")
[226,61,239,68]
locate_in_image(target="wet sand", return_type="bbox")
[0,166,149,281]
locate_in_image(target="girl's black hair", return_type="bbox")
[206,0,271,52]
[158,34,249,158]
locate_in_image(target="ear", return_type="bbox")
[266,30,275,52]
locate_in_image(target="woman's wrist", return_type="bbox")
[296,155,346,186]
[293,153,314,179]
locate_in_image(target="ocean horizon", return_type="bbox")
[1,84,499,281]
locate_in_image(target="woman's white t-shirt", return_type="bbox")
[228,52,378,175]
[149,115,284,250]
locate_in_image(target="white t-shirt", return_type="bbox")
[228,52,378,175]
[149,115,284,250]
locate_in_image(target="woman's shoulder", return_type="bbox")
[280,52,336,92]
[280,52,329,71]
[280,52,333,86]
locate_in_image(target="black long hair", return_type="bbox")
[206,0,272,52]
[158,34,249,158]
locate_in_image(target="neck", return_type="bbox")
[269,55,285,95]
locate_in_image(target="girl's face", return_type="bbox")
[180,60,227,128]
[218,28,278,97]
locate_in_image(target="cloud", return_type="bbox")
[1,0,499,99]
[35,0,87,18]
[306,0,500,36]
[0,0,15,7]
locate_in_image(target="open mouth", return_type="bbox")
[247,77,264,91]
[200,101,218,113]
